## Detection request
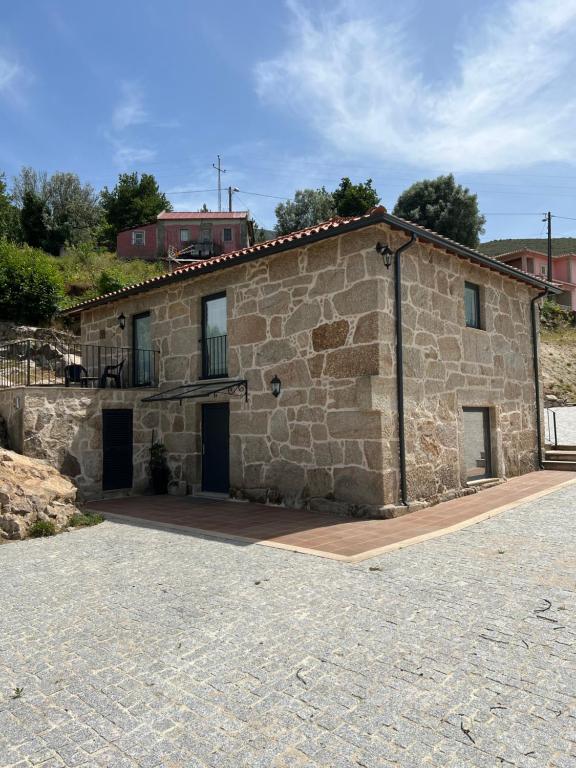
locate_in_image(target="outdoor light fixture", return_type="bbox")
[375,242,394,269]
[118,313,126,330]
[270,375,281,398]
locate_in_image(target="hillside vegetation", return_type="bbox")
[481,237,576,257]
[540,300,576,402]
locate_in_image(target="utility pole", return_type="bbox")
[544,211,552,281]
[212,155,227,212]
[228,186,239,212]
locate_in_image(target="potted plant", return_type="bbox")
[149,441,170,494]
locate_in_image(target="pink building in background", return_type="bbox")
[116,211,254,262]
[497,248,576,310]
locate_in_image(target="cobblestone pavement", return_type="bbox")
[547,406,576,446]
[0,487,574,768]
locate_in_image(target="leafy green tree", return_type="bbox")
[44,172,101,253]
[0,241,63,324]
[393,174,486,248]
[13,167,101,253]
[100,172,172,249]
[0,173,20,242]
[20,191,48,249]
[332,177,380,217]
[274,188,335,235]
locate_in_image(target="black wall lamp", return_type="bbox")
[118,312,126,330]
[270,375,281,397]
[375,242,394,269]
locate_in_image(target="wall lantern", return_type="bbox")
[375,242,394,269]
[118,312,126,330]
[270,375,282,398]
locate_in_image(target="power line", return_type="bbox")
[236,189,288,200]
[166,188,218,195]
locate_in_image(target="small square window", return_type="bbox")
[464,282,481,329]
[132,231,145,246]
[180,228,189,242]
[223,228,232,242]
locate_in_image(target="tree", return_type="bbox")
[20,191,48,249]
[332,177,380,217]
[44,172,101,253]
[0,241,63,324]
[13,167,101,254]
[100,172,172,249]
[274,188,335,235]
[0,173,20,242]
[393,174,486,248]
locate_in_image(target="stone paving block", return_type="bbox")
[0,485,574,767]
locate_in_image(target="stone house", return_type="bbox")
[0,208,557,515]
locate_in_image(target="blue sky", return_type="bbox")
[2,0,576,242]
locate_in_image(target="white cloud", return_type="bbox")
[112,81,148,130]
[0,49,30,102]
[255,0,576,172]
[111,141,156,167]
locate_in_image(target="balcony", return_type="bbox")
[174,240,224,260]
[201,334,228,378]
[0,339,159,389]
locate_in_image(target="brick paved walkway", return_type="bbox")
[86,470,576,561]
[0,483,575,767]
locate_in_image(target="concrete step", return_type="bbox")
[542,460,576,471]
[545,450,576,461]
[547,444,576,452]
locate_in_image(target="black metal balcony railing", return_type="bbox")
[0,339,159,389]
[202,334,227,378]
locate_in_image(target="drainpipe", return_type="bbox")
[393,233,416,505]
[531,289,548,469]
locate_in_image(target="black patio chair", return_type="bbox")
[64,363,91,388]
[100,359,125,389]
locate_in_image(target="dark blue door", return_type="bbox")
[102,409,133,491]
[201,403,229,493]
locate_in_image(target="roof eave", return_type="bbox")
[61,210,559,316]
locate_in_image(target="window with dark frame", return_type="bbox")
[201,292,227,378]
[464,282,481,329]
[223,227,232,242]
[180,228,189,242]
[132,312,152,386]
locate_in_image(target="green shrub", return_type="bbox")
[28,520,56,537]
[68,512,104,527]
[0,241,63,325]
[540,298,575,331]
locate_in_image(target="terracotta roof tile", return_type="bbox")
[61,207,558,314]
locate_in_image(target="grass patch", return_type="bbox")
[68,512,104,527]
[28,520,56,537]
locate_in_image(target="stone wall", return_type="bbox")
[72,222,541,512]
[0,387,198,500]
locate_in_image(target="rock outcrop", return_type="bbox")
[0,449,80,540]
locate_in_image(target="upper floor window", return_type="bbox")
[464,282,481,329]
[223,228,232,242]
[202,292,227,378]
[132,231,145,246]
[540,265,547,277]
[180,228,190,243]
[526,257,534,273]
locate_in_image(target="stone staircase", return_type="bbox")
[543,446,576,471]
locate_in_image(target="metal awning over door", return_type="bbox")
[141,379,247,403]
